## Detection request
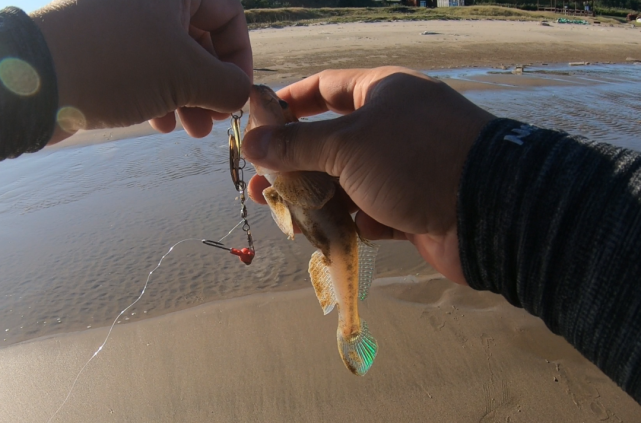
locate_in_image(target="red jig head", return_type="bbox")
[230,247,255,265]
[202,240,255,265]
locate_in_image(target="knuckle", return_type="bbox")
[323,122,356,176]
[275,123,301,164]
[272,117,359,174]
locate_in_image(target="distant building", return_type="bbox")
[437,0,464,6]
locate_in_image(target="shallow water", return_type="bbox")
[436,63,641,150]
[0,111,428,347]
[0,64,639,347]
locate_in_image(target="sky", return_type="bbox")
[1,0,50,13]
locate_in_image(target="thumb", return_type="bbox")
[179,44,251,113]
[242,117,354,175]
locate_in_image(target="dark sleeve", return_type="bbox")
[0,6,58,160]
[457,118,641,404]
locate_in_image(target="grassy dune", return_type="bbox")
[244,5,619,28]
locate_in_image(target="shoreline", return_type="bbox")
[54,61,627,151]
[3,273,442,351]
[53,19,641,149]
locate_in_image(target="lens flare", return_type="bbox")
[0,58,40,96]
[57,106,87,133]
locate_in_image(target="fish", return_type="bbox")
[246,84,379,376]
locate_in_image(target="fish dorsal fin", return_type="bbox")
[358,238,379,301]
[262,186,295,239]
[272,172,336,210]
[309,250,338,315]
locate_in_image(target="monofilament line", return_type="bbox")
[46,223,242,423]
[46,238,200,422]
[218,219,244,243]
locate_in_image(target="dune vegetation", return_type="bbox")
[244,5,622,28]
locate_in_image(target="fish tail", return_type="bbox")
[337,320,378,376]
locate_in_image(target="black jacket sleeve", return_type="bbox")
[0,6,58,160]
[458,118,641,404]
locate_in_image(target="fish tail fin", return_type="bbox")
[337,320,378,376]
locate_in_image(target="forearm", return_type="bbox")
[0,6,59,160]
[458,118,641,403]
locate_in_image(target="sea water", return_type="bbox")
[0,64,639,347]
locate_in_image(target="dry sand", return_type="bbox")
[250,20,641,85]
[3,20,641,422]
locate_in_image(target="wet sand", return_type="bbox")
[2,277,640,422]
[1,20,640,422]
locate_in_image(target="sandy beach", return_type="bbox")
[1,19,641,422]
[3,276,641,422]
[250,20,641,85]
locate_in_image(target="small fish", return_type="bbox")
[246,85,379,376]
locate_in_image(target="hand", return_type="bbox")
[30,0,252,143]
[242,67,495,285]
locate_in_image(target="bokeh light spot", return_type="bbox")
[57,107,87,133]
[0,58,40,96]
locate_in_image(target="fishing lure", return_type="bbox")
[203,112,255,265]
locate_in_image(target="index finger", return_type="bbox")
[275,69,366,119]
[191,0,253,80]
[276,66,426,118]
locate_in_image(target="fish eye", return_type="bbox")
[278,99,289,109]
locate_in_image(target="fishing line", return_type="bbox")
[47,222,245,423]
[218,219,244,243]
[48,112,255,422]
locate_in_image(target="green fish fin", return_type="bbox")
[263,186,295,239]
[272,171,336,210]
[337,320,378,376]
[309,250,338,315]
[358,238,379,301]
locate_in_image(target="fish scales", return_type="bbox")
[245,84,379,376]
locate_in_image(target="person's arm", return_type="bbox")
[458,118,641,403]
[0,0,253,160]
[243,67,641,403]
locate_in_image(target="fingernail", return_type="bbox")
[244,128,271,160]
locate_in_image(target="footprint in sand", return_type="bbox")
[556,364,618,421]
[590,401,609,421]
[427,314,445,331]
[480,380,520,423]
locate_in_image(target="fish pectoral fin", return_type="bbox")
[309,251,338,315]
[358,238,379,301]
[273,171,336,210]
[263,186,295,239]
[337,320,378,376]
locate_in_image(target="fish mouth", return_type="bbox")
[249,84,278,105]
[247,84,289,128]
